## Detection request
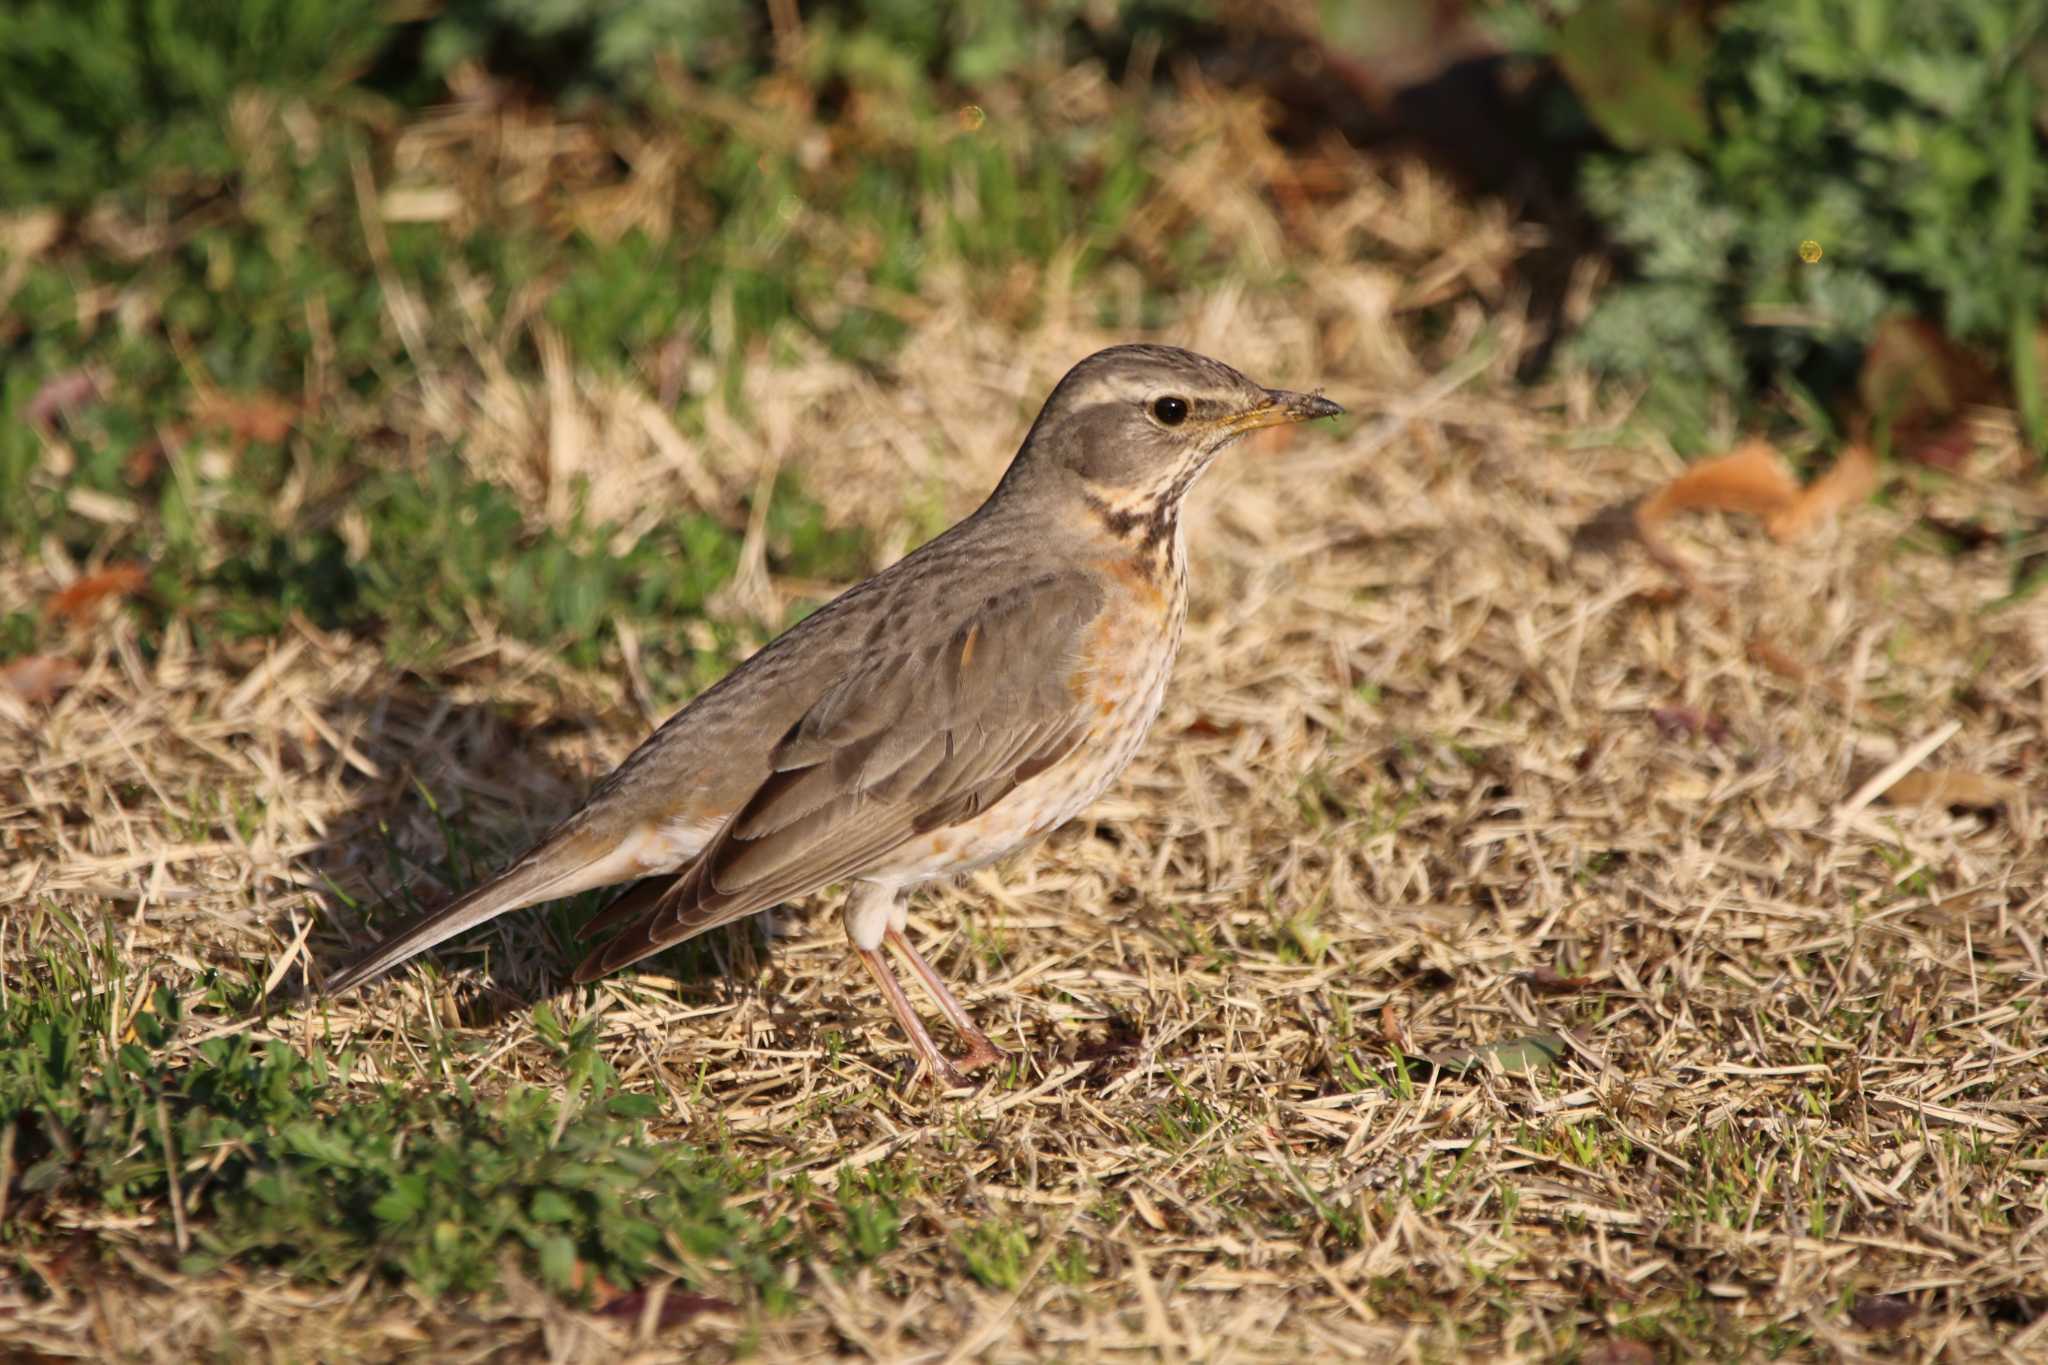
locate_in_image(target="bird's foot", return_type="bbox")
[926,1057,974,1090]
[950,1031,1009,1076]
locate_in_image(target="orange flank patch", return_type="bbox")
[960,621,980,670]
[1099,554,1167,611]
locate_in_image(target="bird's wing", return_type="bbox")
[573,568,1108,980]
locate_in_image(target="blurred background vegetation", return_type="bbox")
[4,0,2044,680]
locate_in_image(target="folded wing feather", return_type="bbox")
[572,570,1105,980]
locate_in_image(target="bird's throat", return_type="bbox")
[1081,485,1186,599]
[1085,479,1184,543]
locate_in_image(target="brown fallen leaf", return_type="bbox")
[1379,1003,1413,1052]
[25,367,106,435]
[1859,316,2000,469]
[191,390,298,445]
[1582,1339,1656,1365]
[1848,1293,1916,1331]
[1766,442,1881,542]
[0,655,82,704]
[126,431,174,486]
[45,563,149,624]
[566,1258,624,1307]
[1637,438,1801,528]
[1526,966,1594,992]
[1631,438,1884,592]
[1746,636,1811,684]
[1896,416,1980,472]
[1632,439,1799,597]
[1875,769,2021,811]
[597,1286,736,1328]
[1746,633,1879,717]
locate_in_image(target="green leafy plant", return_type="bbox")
[955,1215,1033,1290]
[0,0,391,205]
[1,0,1238,675]
[1,983,783,1300]
[1497,0,2048,450]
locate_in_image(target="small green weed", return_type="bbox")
[835,1165,913,1263]
[1498,0,2048,449]
[1,983,782,1302]
[955,1215,1032,1291]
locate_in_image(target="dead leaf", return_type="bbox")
[1583,1339,1657,1365]
[1766,443,1880,541]
[1897,417,1980,471]
[126,432,172,486]
[1859,317,2000,468]
[1429,1032,1567,1076]
[1526,966,1594,992]
[1637,439,1801,529]
[1650,705,1728,743]
[1861,317,1997,420]
[566,1258,624,1307]
[1379,1003,1413,1052]
[1628,438,1884,591]
[1746,636,1811,684]
[1874,769,2021,811]
[0,655,82,704]
[1848,1293,1916,1331]
[1746,633,1875,717]
[596,1285,735,1328]
[25,367,106,436]
[45,563,148,624]
[191,390,298,445]
[1631,439,1797,597]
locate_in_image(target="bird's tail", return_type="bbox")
[323,854,580,995]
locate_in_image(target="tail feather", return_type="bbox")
[576,873,682,943]
[324,856,579,995]
[571,863,733,983]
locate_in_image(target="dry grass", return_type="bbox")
[7,106,2048,1362]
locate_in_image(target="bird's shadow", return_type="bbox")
[266,669,771,1026]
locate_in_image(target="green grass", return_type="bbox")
[0,8,1244,1321]
[1,974,784,1302]
[0,2,1240,693]
[0,2,1236,1309]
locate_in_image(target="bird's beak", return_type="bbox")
[1223,388,1345,436]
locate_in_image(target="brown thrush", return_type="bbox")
[327,344,1342,1084]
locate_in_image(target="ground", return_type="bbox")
[4,84,2047,1365]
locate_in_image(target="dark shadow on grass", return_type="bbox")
[277,672,776,1025]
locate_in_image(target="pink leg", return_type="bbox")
[886,927,1008,1074]
[856,946,970,1088]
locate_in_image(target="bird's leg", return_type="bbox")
[885,927,1008,1074]
[855,946,969,1089]
[844,883,972,1087]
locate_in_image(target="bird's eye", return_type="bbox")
[1152,395,1189,426]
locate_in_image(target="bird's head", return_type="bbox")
[1000,344,1342,536]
